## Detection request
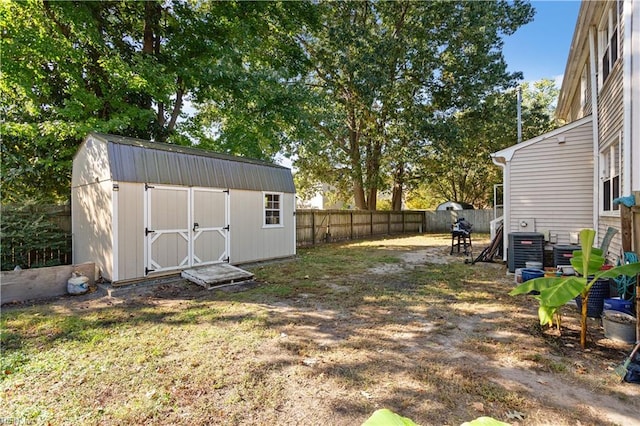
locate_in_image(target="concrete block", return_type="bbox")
[1,262,96,304]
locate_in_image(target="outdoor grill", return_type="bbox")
[450,217,472,255]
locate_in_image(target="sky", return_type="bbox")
[502,1,582,87]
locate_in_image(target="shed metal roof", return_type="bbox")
[90,132,295,193]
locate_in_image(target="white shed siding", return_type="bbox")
[230,190,295,264]
[71,135,111,187]
[73,133,296,283]
[506,121,594,245]
[71,180,114,280]
[116,182,145,281]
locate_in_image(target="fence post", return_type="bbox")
[350,212,354,240]
[311,211,316,245]
[370,211,373,237]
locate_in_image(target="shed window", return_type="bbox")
[600,139,620,213]
[598,1,622,88]
[264,192,283,227]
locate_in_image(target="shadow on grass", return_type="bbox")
[1,235,637,425]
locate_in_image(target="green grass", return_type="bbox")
[1,234,633,426]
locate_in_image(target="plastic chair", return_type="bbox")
[599,227,618,256]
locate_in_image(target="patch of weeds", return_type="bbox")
[171,304,217,323]
[465,336,502,354]
[0,351,30,379]
[252,245,404,286]
[323,359,376,388]
[524,353,568,373]
[226,361,285,411]
[279,338,319,357]
[0,318,25,352]
[251,283,294,298]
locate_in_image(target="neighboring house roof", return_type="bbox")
[491,115,593,163]
[86,132,295,193]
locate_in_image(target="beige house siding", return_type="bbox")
[230,190,296,264]
[595,33,624,263]
[115,182,145,281]
[598,62,624,147]
[549,0,638,261]
[507,123,594,245]
[71,181,113,280]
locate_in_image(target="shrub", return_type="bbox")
[0,200,70,270]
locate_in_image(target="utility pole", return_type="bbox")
[517,86,522,143]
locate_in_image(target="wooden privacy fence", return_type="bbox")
[295,209,499,246]
[296,210,424,246]
[1,204,499,269]
[1,204,73,270]
[1,236,73,270]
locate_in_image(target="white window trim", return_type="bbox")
[597,1,622,90]
[263,192,284,228]
[599,135,621,217]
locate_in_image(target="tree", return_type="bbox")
[0,0,313,202]
[414,79,559,208]
[292,0,534,210]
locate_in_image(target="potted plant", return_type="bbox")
[510,229,640,349]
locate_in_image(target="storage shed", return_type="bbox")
[72,132,296,284]
[490,115,594,260]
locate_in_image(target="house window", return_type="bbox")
[601,139,620,213]
[264,192,283,227]
[598,1,622,88]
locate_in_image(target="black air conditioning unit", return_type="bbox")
[508,232,545,273]
[553,245,579,266]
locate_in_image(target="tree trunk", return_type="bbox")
[391,163,404,211]
[353,181,367,210]
[348,108,368,210]
[143,2,161,55]
[364,137,382,211]
[367,187,377,211]
[144,1,162,126]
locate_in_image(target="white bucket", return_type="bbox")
[67,272,89,295]
[525,261,543,270]
[515,268,523,284]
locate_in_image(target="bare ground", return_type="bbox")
[2,234,639,425]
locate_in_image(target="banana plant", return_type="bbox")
[510,229,640,349]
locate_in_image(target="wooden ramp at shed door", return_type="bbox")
[181,263,254,290]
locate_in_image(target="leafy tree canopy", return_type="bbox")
[291,0,535,210]
[414,79,560,209]
[1,0,314,202]
[2,0,540,210]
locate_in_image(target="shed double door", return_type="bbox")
[145,185,229,275]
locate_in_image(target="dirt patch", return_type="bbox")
[2,234,639,426]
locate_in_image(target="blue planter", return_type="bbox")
[522,268,544,282]
[603,297,634,315]
[575,279,610,318]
